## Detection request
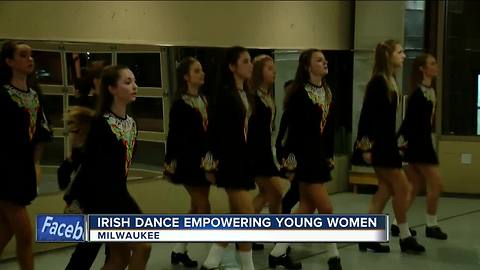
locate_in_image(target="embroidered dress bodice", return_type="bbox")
[257,88,276,131]
[103,112,137,174]
[238,89,251,142]
[389,77,400,107]
[419,84,436,104]
[419,84,436,125]
[238,89,250,113]
[182,94,208,131]
[5,84,40,141]
[304,83,330,134]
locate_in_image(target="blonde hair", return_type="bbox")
[372,39,401,93]
[372,40,401,76]
[248,54,274,94]
[66,106,96,147]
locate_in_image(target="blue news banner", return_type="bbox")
[36,215,86,242]
[37,214,389,243]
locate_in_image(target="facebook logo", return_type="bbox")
[36,215,85,242]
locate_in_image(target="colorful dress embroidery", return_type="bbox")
[5,84,40,141]
[238,89,251,143]
[356,136,374,152]
[304,83,331,134]
[419,84,436,125]
[182,94,208,131]
[257,88,276,132]
[104,112,137,175]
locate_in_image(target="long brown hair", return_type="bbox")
[0,40,29,85]
[220,46,250,91]
[96,65,129,116]
[409,53,435,96]
[174,57,199,101]
[217,46,253,112]
[283,79,294,109]
[371,39,401,101]
[248,54,274,95]
[288,49,332,108]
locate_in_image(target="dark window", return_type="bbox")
[33,51,62,85]
[128,97,164,132]
[323,50,354,154]
[66,52,112,86]
[131,140,165,171]
[117,53,162,88]
[442,1,480,135]
[42,95,64,128]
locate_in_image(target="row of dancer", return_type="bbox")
[166,40,448,270]
[0,39,446,270]
[353,39,447,254]
[164,46,340,270]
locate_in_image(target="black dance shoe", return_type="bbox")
[426,226,448,240]
[171,251,198,267]
[327,257,342,270]
[391,224,417,237]
[399,236,426,254]
[252,242,265,250]
[268,254,302,269]
[199,265,219,270]
[358,242,390,253]
[199,266,217,270]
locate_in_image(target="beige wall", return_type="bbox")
[438,140,480,194]
[0,1,352,50]
[354,1,405,50]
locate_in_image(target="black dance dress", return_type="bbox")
[352,75,402,168]
[208,86,255,190]
[398,85,439,164]
[247,90,280,177]
[165,94,210,186]
[58,147,87,204]
[0,84,51,205]
[76,111,141,214]
[281,82,335,183]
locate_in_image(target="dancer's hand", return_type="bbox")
[327,158,335,169]
[362,152,372,164]
[164,161,177,175]
[285,171,295,181]
[206,172,216,184]
[398,143,408,157]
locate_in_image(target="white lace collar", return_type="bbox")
[257,88,275,131]
[304,83,331,134]
[182,94,208,131]
[419,84,436,103]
